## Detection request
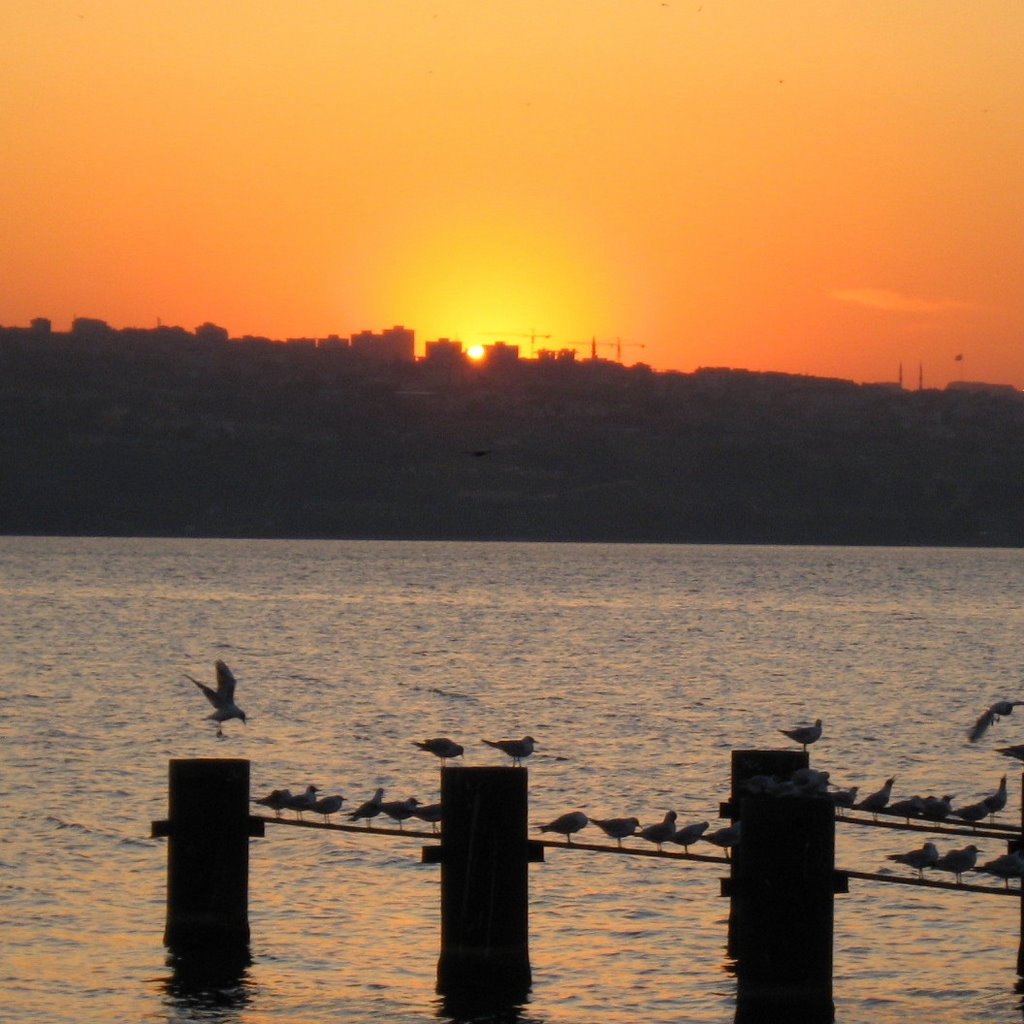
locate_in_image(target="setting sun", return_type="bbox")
[1,2,1022,388]
[465,344,486,361]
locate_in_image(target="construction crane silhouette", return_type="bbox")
[588,337,646,363]
[482,330,552,356]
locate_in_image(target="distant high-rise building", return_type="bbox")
[71,317,112,340]
[350,325,415,363]
[423,338,463,365]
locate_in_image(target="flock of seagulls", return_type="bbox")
[885,841,1024,888]
[536,809,737,856]
[190,665,1024,887]
[255,784,443,832]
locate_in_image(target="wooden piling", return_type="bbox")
[151,758,263,952]
[434,766,533,1004]
[724,749,809,958]
[732,794,836,1023]
[1018,770,1024,976]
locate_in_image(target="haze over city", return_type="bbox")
[3,1,1022,389]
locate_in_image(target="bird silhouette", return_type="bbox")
[413,737,464,764]
[779,718,822,750]
[482,735,536,766]
[185,659,247,736]
[968,700,1024,743]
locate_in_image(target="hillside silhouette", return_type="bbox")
[3,323,1023,545]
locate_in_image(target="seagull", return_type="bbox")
[669,820,709,852]
[706,822,742,858]
[538,811,589,844]
[185,659,247,737]
[637,810,678,850]
[996,744,1024,763]
[285,785,319,820]
[413,802,443,832]
[348,787,385,824]
[968,700,1024,743]
[951,800,990,828]
[791,767,831,794]
[380,797,419,829]
[829,786,859,815]
[886,796,925,823]
[779,718,822,750]
[977,850,1024,888]
[254,788,292,817]
[413,737,464,764]
[590,816,640,847]
[933,844,979,884]
[855,777,895,820]
[312,794,345,822]
[482,735,536,766]
[921,794,956,822]
[983,775,1008,819]
[886,841,938,878]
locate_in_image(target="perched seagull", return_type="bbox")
[952,800,991,828]
[254,788,291,818]
[829,786,859,815]
[792,767,830,791]
[312,794,345,822]
[855,777,895,820]
[740,773,780,796]
[413,802,443,832]
[381,797,420,829]
[185,659,247,737]
[978,851,1024,888]
[968,700,1024,743]
[887,796,925,823]
[933,844,979,884]
[285,785,319,820]
[590,816,640,847]
[413,737,464,765]
[348,787,385,824]
[538,811,589,844]
[996,744,1024,763]
[886,841,938,879]
[482,735,536,766]
[705,822,742,858]
[921,794,956,822]
[779,718,823,751]
[637,810,678,850]
[669,820,710,852]
[983,775,1008,819]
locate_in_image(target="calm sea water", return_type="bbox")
[3,537,1024,1023]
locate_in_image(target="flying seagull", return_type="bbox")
[185,659,247,736]
[968,700,1024,743]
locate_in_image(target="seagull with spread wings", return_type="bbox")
[185,659,247,737]
[968,700,1024,743]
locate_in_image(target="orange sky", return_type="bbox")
[2,1,1022,388]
